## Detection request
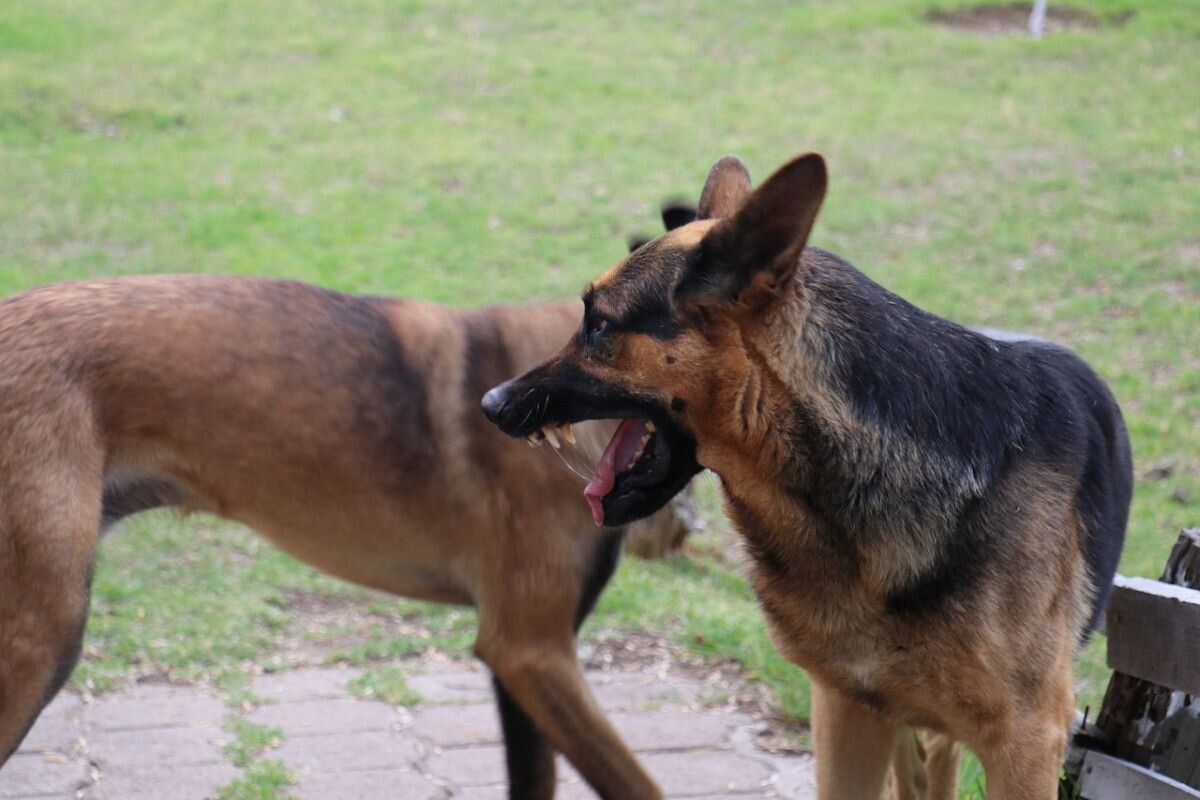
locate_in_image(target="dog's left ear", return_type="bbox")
[674,152,827,313]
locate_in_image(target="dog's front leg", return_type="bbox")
[974,717,1068,800]
[974,725,1066,799]
[811,680,900,800]
[971,661,1073,799]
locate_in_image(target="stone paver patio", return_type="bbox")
[0,663,814,799]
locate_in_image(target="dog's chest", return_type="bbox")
[726,491,948,724]
[753,572,947,725]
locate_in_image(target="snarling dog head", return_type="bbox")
[483,153,827,527]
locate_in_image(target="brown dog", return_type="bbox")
[483,153,1132,799]
[0,275,681,799]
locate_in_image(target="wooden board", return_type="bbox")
[1079,750,1200,800]
[1095,528,1200,782]
[1107,576,1200,696]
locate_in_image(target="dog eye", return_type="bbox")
[585,316,609,338]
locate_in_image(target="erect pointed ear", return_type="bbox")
[697,155,752,220]
[674,153,827,313]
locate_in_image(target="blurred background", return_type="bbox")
[1,1,1196,796]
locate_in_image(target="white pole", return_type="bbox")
[1029,0,1048,39]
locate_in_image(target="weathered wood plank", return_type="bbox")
[1079,750,1200,800]
[1106,576,1200,696]
[1094,529,1200,786]
[1152,708,1200,784]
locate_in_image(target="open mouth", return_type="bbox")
[524,415,696,527]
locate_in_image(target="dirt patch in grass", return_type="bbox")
[269,591,445,668]
[924,4,1121,35]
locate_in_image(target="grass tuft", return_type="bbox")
[346,667,423,707]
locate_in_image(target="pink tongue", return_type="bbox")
[583,418,649,526]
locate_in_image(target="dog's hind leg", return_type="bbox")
[919,731,961,800]
[811,681,899,800]
[486,529,623,800]
[888,728,925,800]
[478,635,660,800]
[0,409,102,763]
[492,677,557,799]
[475,530,659,800]
[887,729,961,800]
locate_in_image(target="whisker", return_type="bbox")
[517,388,538,430]
[550,444,593,483]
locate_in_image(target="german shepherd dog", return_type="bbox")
[0,269,695,798]
[483,153,1133,798]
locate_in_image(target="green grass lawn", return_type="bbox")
[2,1,1197,797]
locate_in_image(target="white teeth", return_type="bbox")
[544,427,560,449]
[527,437,538,448]
[561,423,576,445]
[645,421,656,433]
[625,432,652,470]
[527,430,545,448]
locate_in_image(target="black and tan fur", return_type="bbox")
[483,153,1133,799]
[0,274,691,799]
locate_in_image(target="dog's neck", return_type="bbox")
[711,248,1031,592]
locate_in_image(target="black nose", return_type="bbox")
[481,383,509,426]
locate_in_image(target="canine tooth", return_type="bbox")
[645,421,656,433]
[640,433,651,447]
[561,423,576,445]
[544,427,560,449]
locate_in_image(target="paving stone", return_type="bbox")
[406,669,493,705]
[85,685,225,732]
[453,784,602,800]
[424,744,507,786]
[448,786,507,800]
[270,729,425,772]
[610,709,734,752]
[89,726,230,770]
[0,664,817,799]
[451,784,594,800]
[642,750,774,796]
[0,752,90,798]
[248,697,401,736]
[292,767,440,800]
[763,753,816,799]
[86,763,239,800]
[251,666,363,703]
[590,674,700,711]
[408,703,500,747]
[548,779,599,800]
[16,716,81,756]
[13,694,83,755]
[729,722,815,799]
